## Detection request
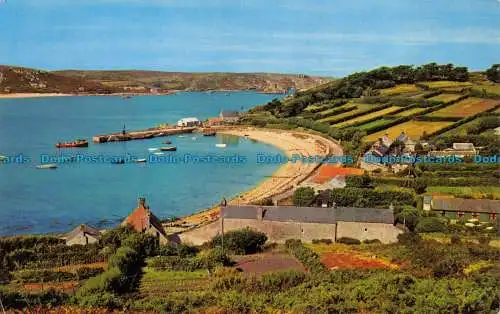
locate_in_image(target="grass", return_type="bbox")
[379,84,420,96]
[335,106,401,128]
[472,83,500,96]
[317,103,373,124]
[420,81,473,89]
[139,267,209,297]
[364,120,454,141]
[426,186,500,199]
[427,93,464,103]
[428,97,499,118]
[316,104,355,117]
[356,118,394,131]
[393,107,427,117]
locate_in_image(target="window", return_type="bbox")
[364,228,368,232]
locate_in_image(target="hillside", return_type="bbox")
[0,65,121,94]
[53,70,329,93]
[245,63,500,156]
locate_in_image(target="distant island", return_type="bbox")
[0,65,330,97]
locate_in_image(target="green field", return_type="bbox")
[318,103,373,124]
[394,107,427,117]
[426,186,500,199]
[380,84,420,96]
[420,81,473,89]
[316,104,355,117]
[140,267,209,297]
[365,120,454,141]
[356,118,394,130]
[428,93,463,103]
[335,106,401,128]
[428,97,499,118]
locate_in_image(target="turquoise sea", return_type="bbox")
[0,92,282,236]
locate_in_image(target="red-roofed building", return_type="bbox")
[122,198,169,244]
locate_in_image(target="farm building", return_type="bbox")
[426,197,499,222]
[428,142,477,157]
[122,198,169,244]
[177,117,201,127]
[179,204,403,245]
[219,110,240,124]
[65,224,101,246]
[363,131,419,167]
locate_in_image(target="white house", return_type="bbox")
[177,117,201,127]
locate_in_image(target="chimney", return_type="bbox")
[138,197,146,208]
[256,207,265,221]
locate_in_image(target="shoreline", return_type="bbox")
[176,127,342,226]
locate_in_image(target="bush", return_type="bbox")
[292,187,316,206]
[312,239,333,244]
[450,234,461,245]
[477,235,491,247]
[363,239,382,244]
[148,256,203,272]
[259,270,306,292]
[211,228,267,255]
[345,174,372,188]
[415,217,446,233]
[330,188,415,207]
[76,267,105,280]
[397,232,421,246]
[337,237,361,245]
[13,269,74,283]
[285,239,328,275]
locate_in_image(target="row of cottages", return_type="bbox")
[179,204,403,245]
[428,143,477,158]
[424,196,499,222]
[364,131,418,162]
[206,110,240,126]
[65,198,169,246]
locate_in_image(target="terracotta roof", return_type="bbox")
[431,198,499,214]
[66,224,101,242]
[313,165,364,184]
[123,199,167,236]
[222,205,394,224]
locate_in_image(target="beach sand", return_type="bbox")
[178,127,342,226]
[0,93,74,99]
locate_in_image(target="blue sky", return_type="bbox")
[0,0,498,76]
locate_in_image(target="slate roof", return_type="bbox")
[222,205,395,224]
[432,198,499,214]
[452,143,475,151]
[66,224,101,241]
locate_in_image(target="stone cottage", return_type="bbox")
[65,224,101,246]
[122,198,169,244]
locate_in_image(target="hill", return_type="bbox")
[0,65,121,94]
[53,70,329,93]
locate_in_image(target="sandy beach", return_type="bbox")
[178,127,342,225]
[0,93,75,99]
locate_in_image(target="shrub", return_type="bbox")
[259,270,306,292]
[337,237,361,245]
[285,239,328,275]
[312,239,333,244]
[13,269,74,283]
[397,232,421,246]
[415,217,446,233]
[450,234,461,245]
[292,187,316,206]
[345,174,372,188]
[76,267,105,280]
[477,235,491,247]
[363,239,382,244]
[211,228,267,255]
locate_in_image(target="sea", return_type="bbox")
[0,92,283,236]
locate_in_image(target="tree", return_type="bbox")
[292,187,316,206]
[396,208,420,232]
[211,228,267,255]
[485,64,500,83]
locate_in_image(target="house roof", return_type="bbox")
[66,224,101,241]
[396,132,408,143]
[222,205,395,224]
[220,110,239,118]
[123,200,167,236]
[431,198,499,214]
[452,143,475,150]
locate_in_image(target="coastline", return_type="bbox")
[176,127,342,226]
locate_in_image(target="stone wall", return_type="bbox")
[178,218,336,245]
[66,234,99,246]
[336,221,403,244]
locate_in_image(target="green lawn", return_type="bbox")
[426,186,500,199]
[139,267,209,297]
[356,118,394,131]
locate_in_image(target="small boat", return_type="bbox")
[153,152,164,156]
[203,131,216,137]
[148,148,159,152]
[154,132,166,137]
[122,95,132,99]
[191,136,197,140]
[111,159,125,164]
[135,158,147,163]
[0,155,7,161]
[163,140,172,144]
[56,139,88,148]
[36,164,57,169]
[215,143,227,148]
[160,146,177,152]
